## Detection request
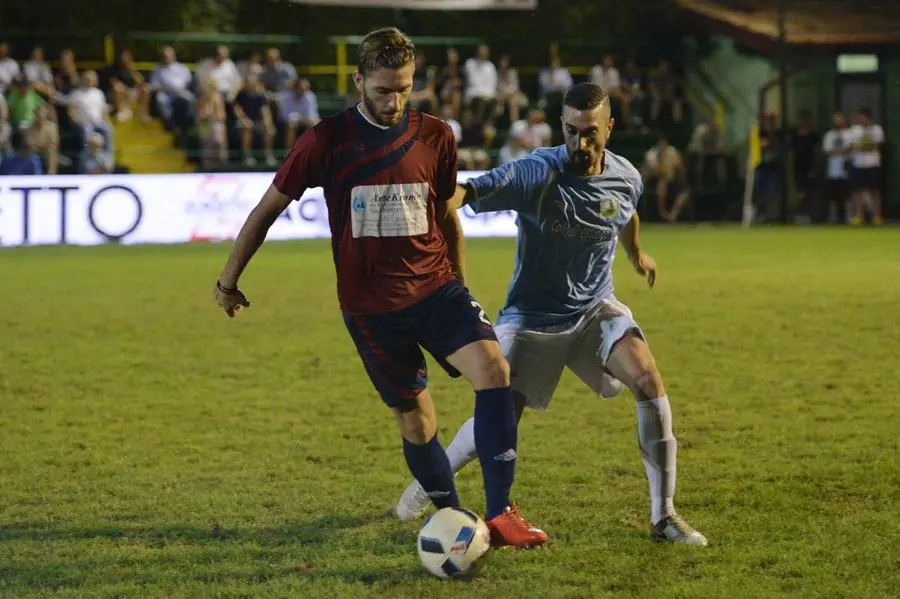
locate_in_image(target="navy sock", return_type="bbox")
[474,386,517,519]
[403,434,460,510]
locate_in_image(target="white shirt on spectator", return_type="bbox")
[822,129,850,180]
[151,62,193,96]
[443,118,462,144]
[277,89,319,123]
[848,123,883,169]
[590,66,620,92]
[539,67,573,95]
[70,87,108,124]
[24,60,53,85]
[645,145,682,180]
[464,58,497,101]
[509,119,552,149]
[197,58,241,98]
[0,58,21,92]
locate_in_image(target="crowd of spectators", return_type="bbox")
[0,39,684,175]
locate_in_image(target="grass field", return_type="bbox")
[2,226,899,598]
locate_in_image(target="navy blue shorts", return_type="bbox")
[343,280,498,410]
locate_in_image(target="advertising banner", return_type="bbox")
[0,171,517,247]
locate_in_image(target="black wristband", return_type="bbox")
[216,281,237,293]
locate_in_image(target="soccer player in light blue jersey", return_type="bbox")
[394,82,707,546]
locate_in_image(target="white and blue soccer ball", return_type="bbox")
[417,506,491,579]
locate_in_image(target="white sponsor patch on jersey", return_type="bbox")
[350,182,430,238]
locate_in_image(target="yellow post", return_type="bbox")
[104,34,115,65]
[714,102,725,132]
[336,38,348,96]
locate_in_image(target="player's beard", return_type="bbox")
[362,90,404,127]
[568,145,605,176]
[568,148,594,175]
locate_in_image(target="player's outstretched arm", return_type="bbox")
[214,184,292,316]
[621,213,656,289]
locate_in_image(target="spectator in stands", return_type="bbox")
[848,107,884,225]
[233,75,276,167]
[539,56,573,124]
[648,59,682,127]
[106,48,151,123]
[496,54,526,125]
[7,76,45,132]
[499,107,551,165]
[79,131,114,175]
[238,51,264,81]
[150,46,195,133]
[457,107,495,170]
[196,78,228,168]
[54,48,81,104]
[621,58,646,128]
[822,111,853,224]
[197,45,242,105]
[69,70,113,151]
[0,42,21,94]
[440,103,462,146]
[0,93,11,153]
[261,48,297,99]
[791,109,820,224]
[23,46,55,99]
[27,103,59,175]
[687,116,727,186]
[0,130,43,176]
[438,48,464,116]
[410,52,438,116]
[464,44,498,124]
[590,55,629,127]
[753,112,781,223]
[278,78,320,150]
[642,134,690,222]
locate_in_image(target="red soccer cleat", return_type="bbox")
[485,503,549,549]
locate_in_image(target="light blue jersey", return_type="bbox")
[466,145,643,329]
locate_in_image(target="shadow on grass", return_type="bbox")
[0,512,387,547]
[0,511,426,591]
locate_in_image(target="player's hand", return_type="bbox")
[214,281,250,317]
[632,252,657,289]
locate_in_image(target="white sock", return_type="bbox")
[445,417,478,473]
[636,396,677,524]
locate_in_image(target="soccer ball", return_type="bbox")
[417,506,491,580]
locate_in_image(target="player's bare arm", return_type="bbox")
[437,194,467,284]
[214,184,293,316]
[620,212,656,288]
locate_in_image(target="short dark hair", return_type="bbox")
[357,27,416,76]
[563,82,609,111]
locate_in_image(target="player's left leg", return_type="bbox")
[419,282,548,548]
[605,332,708,546]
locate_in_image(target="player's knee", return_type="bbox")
[398,410,436,444]
[631,367,665,402]
[472,354,511,390]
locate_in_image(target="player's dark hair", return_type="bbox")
[563,82,610,111]
[357,27,416,76]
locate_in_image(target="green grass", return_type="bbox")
[2,226,899,598]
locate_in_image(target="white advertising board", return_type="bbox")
[0,171,517,247]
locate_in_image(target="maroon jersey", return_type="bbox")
[273,106,458,315]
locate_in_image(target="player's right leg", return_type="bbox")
[605,331,707,546]
[396,319,567,544]
[343,312,459,513]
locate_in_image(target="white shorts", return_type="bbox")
[495,299,644,411]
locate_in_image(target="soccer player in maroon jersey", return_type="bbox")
[213,27,547,549]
